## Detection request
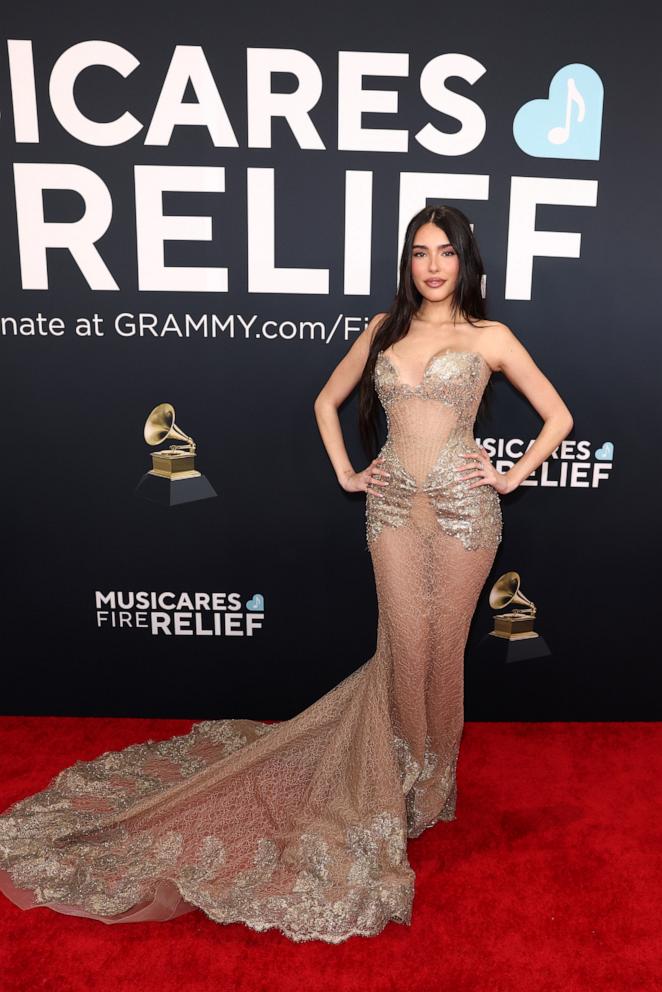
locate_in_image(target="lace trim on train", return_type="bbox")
[174,810,414,942]
[0,720,457,943]
[393,733,459,837]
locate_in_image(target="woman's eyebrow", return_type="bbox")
[412,242,453,249]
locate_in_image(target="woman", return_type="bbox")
[0,205,573,944]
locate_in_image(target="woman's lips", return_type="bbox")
[425,279,445,286]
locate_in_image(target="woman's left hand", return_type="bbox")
[456,448,513,495]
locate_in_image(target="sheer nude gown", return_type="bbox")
[0,348,502,943]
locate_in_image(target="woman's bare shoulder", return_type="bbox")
[471,318,504,331]
[471,320,522,372]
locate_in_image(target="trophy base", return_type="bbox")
[135,471,217,506]
[490,629,540,640]
[148,468,201,480]
[480,631,552,664]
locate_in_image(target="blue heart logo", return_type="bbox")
[246,594,264,611]
[513,63,604,160]
[595,442,613,461]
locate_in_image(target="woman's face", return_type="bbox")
[410,222,460,303]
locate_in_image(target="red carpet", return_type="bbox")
[0,717,659,992]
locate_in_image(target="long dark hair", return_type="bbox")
[358,204,494,459]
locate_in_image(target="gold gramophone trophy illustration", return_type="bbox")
[484,569,550,662]
[134,402,217,506]
[489,571,538,639]
[476,571,552,672]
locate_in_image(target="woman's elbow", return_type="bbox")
[314,392,335,413]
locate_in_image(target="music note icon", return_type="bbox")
[547,77,586,145]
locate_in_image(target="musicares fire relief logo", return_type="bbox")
[477,436,613,487]
[95,590,265,636]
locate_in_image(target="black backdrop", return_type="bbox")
[1,0,659,719]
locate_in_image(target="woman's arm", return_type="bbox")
[481,323,574,494]
[313,312,386,488]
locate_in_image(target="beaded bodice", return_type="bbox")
[366,348,502,553]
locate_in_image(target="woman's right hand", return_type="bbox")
[340,456,391,497]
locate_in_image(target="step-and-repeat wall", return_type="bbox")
[1,0,658,719]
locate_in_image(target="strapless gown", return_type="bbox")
[0,349,502,943]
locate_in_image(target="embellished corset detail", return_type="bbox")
[366,349,503,553]
[374,349,491,421]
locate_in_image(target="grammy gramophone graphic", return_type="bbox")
[478,571,551,664]
[489,571,539,640]
[134,402,217,506]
